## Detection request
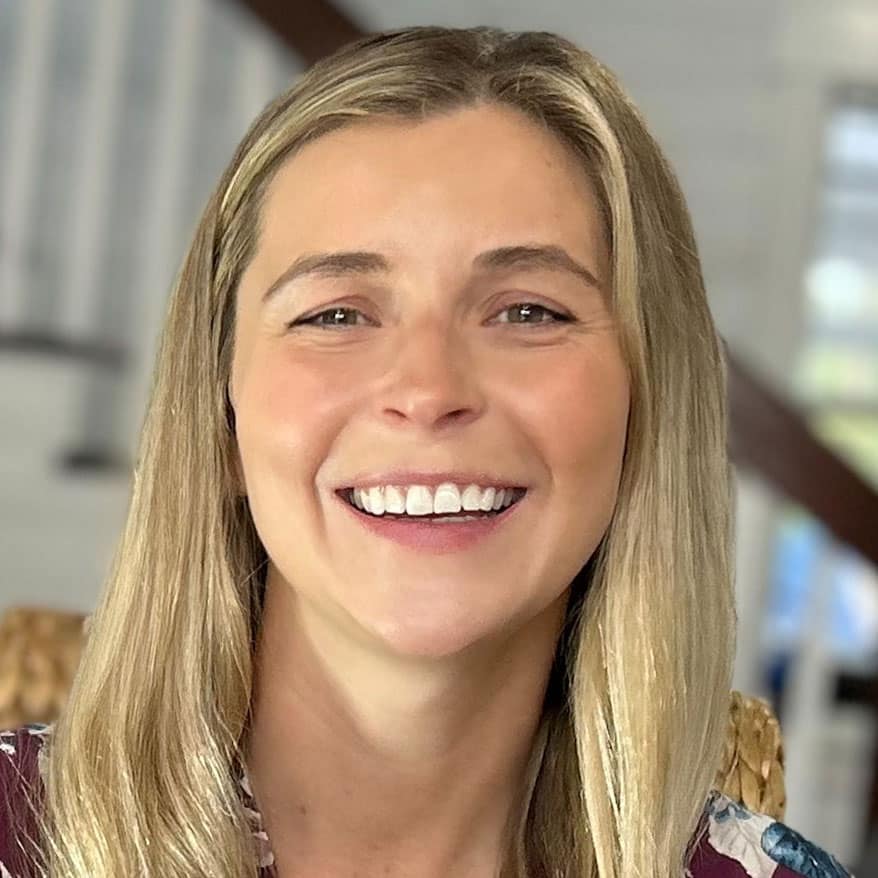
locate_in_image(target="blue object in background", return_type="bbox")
[763,511,878,666]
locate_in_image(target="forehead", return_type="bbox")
[250,103,606,283]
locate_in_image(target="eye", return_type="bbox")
[492,302,573,327]
[288,302,573,330]
[289,307,373,329]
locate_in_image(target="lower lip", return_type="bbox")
[335,491,527,553]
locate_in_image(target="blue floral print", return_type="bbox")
[704,790,855,877]
[762,821,851,878]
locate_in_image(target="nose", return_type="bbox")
[376,318,486,432]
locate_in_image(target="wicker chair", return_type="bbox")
[0,606,86,730]
[0,606,786,820]
[716,690,786,819]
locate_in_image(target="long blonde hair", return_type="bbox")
[30,26,734,877]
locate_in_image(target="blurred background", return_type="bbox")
[1,0,877,871]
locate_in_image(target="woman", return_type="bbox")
[0,25,853,878]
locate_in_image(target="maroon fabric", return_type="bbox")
[0,727,46,877]
[687,830,806,877]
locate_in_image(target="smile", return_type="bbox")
[339,485,528,519]
[333,487,529,553]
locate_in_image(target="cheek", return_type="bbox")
[517,346,629,453]
[234,349,340,483]
[528,348,630,505]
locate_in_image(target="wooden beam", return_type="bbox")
[233,0,364,65]
[728,347,878,569]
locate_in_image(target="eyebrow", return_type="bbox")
[261,244,603,302]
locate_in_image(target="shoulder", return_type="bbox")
[688,790,855,878]
[0,723,52,877]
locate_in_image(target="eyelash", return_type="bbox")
[289,302,574,330]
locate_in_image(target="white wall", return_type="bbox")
[0,0,300,611]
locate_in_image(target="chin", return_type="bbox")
[359,601,522,661]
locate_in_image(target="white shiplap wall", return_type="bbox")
[0,0,300,611]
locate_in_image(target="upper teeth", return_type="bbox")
[348,484,523,516]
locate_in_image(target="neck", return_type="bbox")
[245,571,569,878]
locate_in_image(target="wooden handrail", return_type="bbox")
[728,348,878,569]
[231,0,362,66]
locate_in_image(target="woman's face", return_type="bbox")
[231,103,630,658]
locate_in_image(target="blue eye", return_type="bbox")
[289,302,572,330]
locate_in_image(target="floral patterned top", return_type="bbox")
[0,723,855,877]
